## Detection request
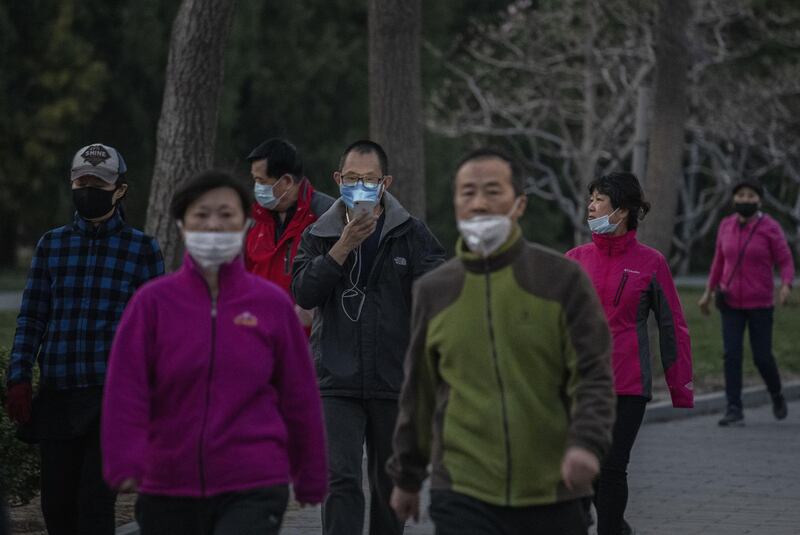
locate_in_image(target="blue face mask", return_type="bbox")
[588,208,620,234]
[254,180,288,210]
[340,183,382,209]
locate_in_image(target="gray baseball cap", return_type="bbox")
[70,143,127,184]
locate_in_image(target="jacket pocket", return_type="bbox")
[613,272,629,307]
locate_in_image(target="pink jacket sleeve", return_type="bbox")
[272,299,328,504]
[707,221,726,290]
[766,219,796,286]
[101,290,153,489]
[653,259,694,408]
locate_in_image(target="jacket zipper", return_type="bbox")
[284,238,294,274]
[198,295,217,496]
[483,263,513,505]
[360,225,402,397]
[613,271,629,306]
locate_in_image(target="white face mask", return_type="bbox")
[588,208,620,235]
[183,229,246,270]
[457,199,520,258]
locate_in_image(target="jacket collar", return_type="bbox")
[180,252,249,297]
[458,225,524,273]
[251,178,313,224]
[310,191,410,242]
[72,209,125,239]
[591,229,637,257]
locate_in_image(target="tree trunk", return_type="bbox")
[0,209,17,268]
[368,0,425,219]
[145,0,237,270]
[638,0,691,256]
[632,86,651,180]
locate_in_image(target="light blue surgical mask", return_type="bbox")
[340,183,382,209]
[254,180,288,210]
[588,208,620,234]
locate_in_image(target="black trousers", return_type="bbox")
[0,481,8,535]
[594,395,647,535]
[430,490,589,535]
[135,485,289,535]
[321,397,403,535]
[39,423,117,535]
[721,307,783,409]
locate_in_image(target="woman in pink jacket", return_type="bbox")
[698,179,795,427]
[567,172,693,535]
[101,171,327,535]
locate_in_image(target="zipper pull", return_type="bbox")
[211,297,217,318]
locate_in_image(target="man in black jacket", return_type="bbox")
[292,140,445,535]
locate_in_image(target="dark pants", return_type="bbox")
[594,396,647,535]
[39,423,117,535]
[321,397,403,535]
[135,485,289,535]
[721,307,782,409]
[430,490,589,535]
[0,481,8,535]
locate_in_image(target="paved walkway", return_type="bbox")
[277,399,800,535]
[0,291,21,312]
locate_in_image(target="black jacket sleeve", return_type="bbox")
[291,227,346,309]
[410,220,446,280]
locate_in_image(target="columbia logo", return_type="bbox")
[233,311,258,327]
[394,257,407,266]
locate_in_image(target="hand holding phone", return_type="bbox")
[352,199,376,218]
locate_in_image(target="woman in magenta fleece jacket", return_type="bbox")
[566,172,693,535]
[698,179,795,428]
[101,171,326,535]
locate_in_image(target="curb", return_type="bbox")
[116,522,139,535]
[643,380,800,424]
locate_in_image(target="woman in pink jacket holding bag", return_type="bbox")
[698,179,795,427]
[101,171,327,535]
[567,172,693,535]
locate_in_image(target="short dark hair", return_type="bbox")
[588,172,651,230]
[170,170,252,221]
[247,138,303,181]
[455,148,525,196]
[339,139,389,175]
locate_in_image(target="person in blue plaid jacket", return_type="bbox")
[4,143,164,535]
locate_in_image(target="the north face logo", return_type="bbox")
[81,145,111,166]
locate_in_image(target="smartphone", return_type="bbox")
[352,199,376,218]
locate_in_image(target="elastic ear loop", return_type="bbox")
[341,245,365,322]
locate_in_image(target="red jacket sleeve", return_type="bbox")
[707,220,726,290]
[272,296,328,503]
[652,259,694,408]
[101,290,153,489]
[766,218,796,287]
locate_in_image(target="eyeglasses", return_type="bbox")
[339,173,385,190]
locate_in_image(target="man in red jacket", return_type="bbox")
[245,138,334,327]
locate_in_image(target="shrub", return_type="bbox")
[0,347,40,506]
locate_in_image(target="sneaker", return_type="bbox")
[772,393,788,420]
[718,407,744,427]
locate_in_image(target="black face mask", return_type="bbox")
[73,187,116,220]
[733,202,758,218]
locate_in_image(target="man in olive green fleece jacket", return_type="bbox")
[387,148,616,535]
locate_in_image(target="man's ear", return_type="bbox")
[332,171,342,187]
[511,195,527,222]
[113,183,129,203]
[382,175,393,191]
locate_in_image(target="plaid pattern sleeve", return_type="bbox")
[7,211,165,389]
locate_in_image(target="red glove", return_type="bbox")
[5,383,33,424]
